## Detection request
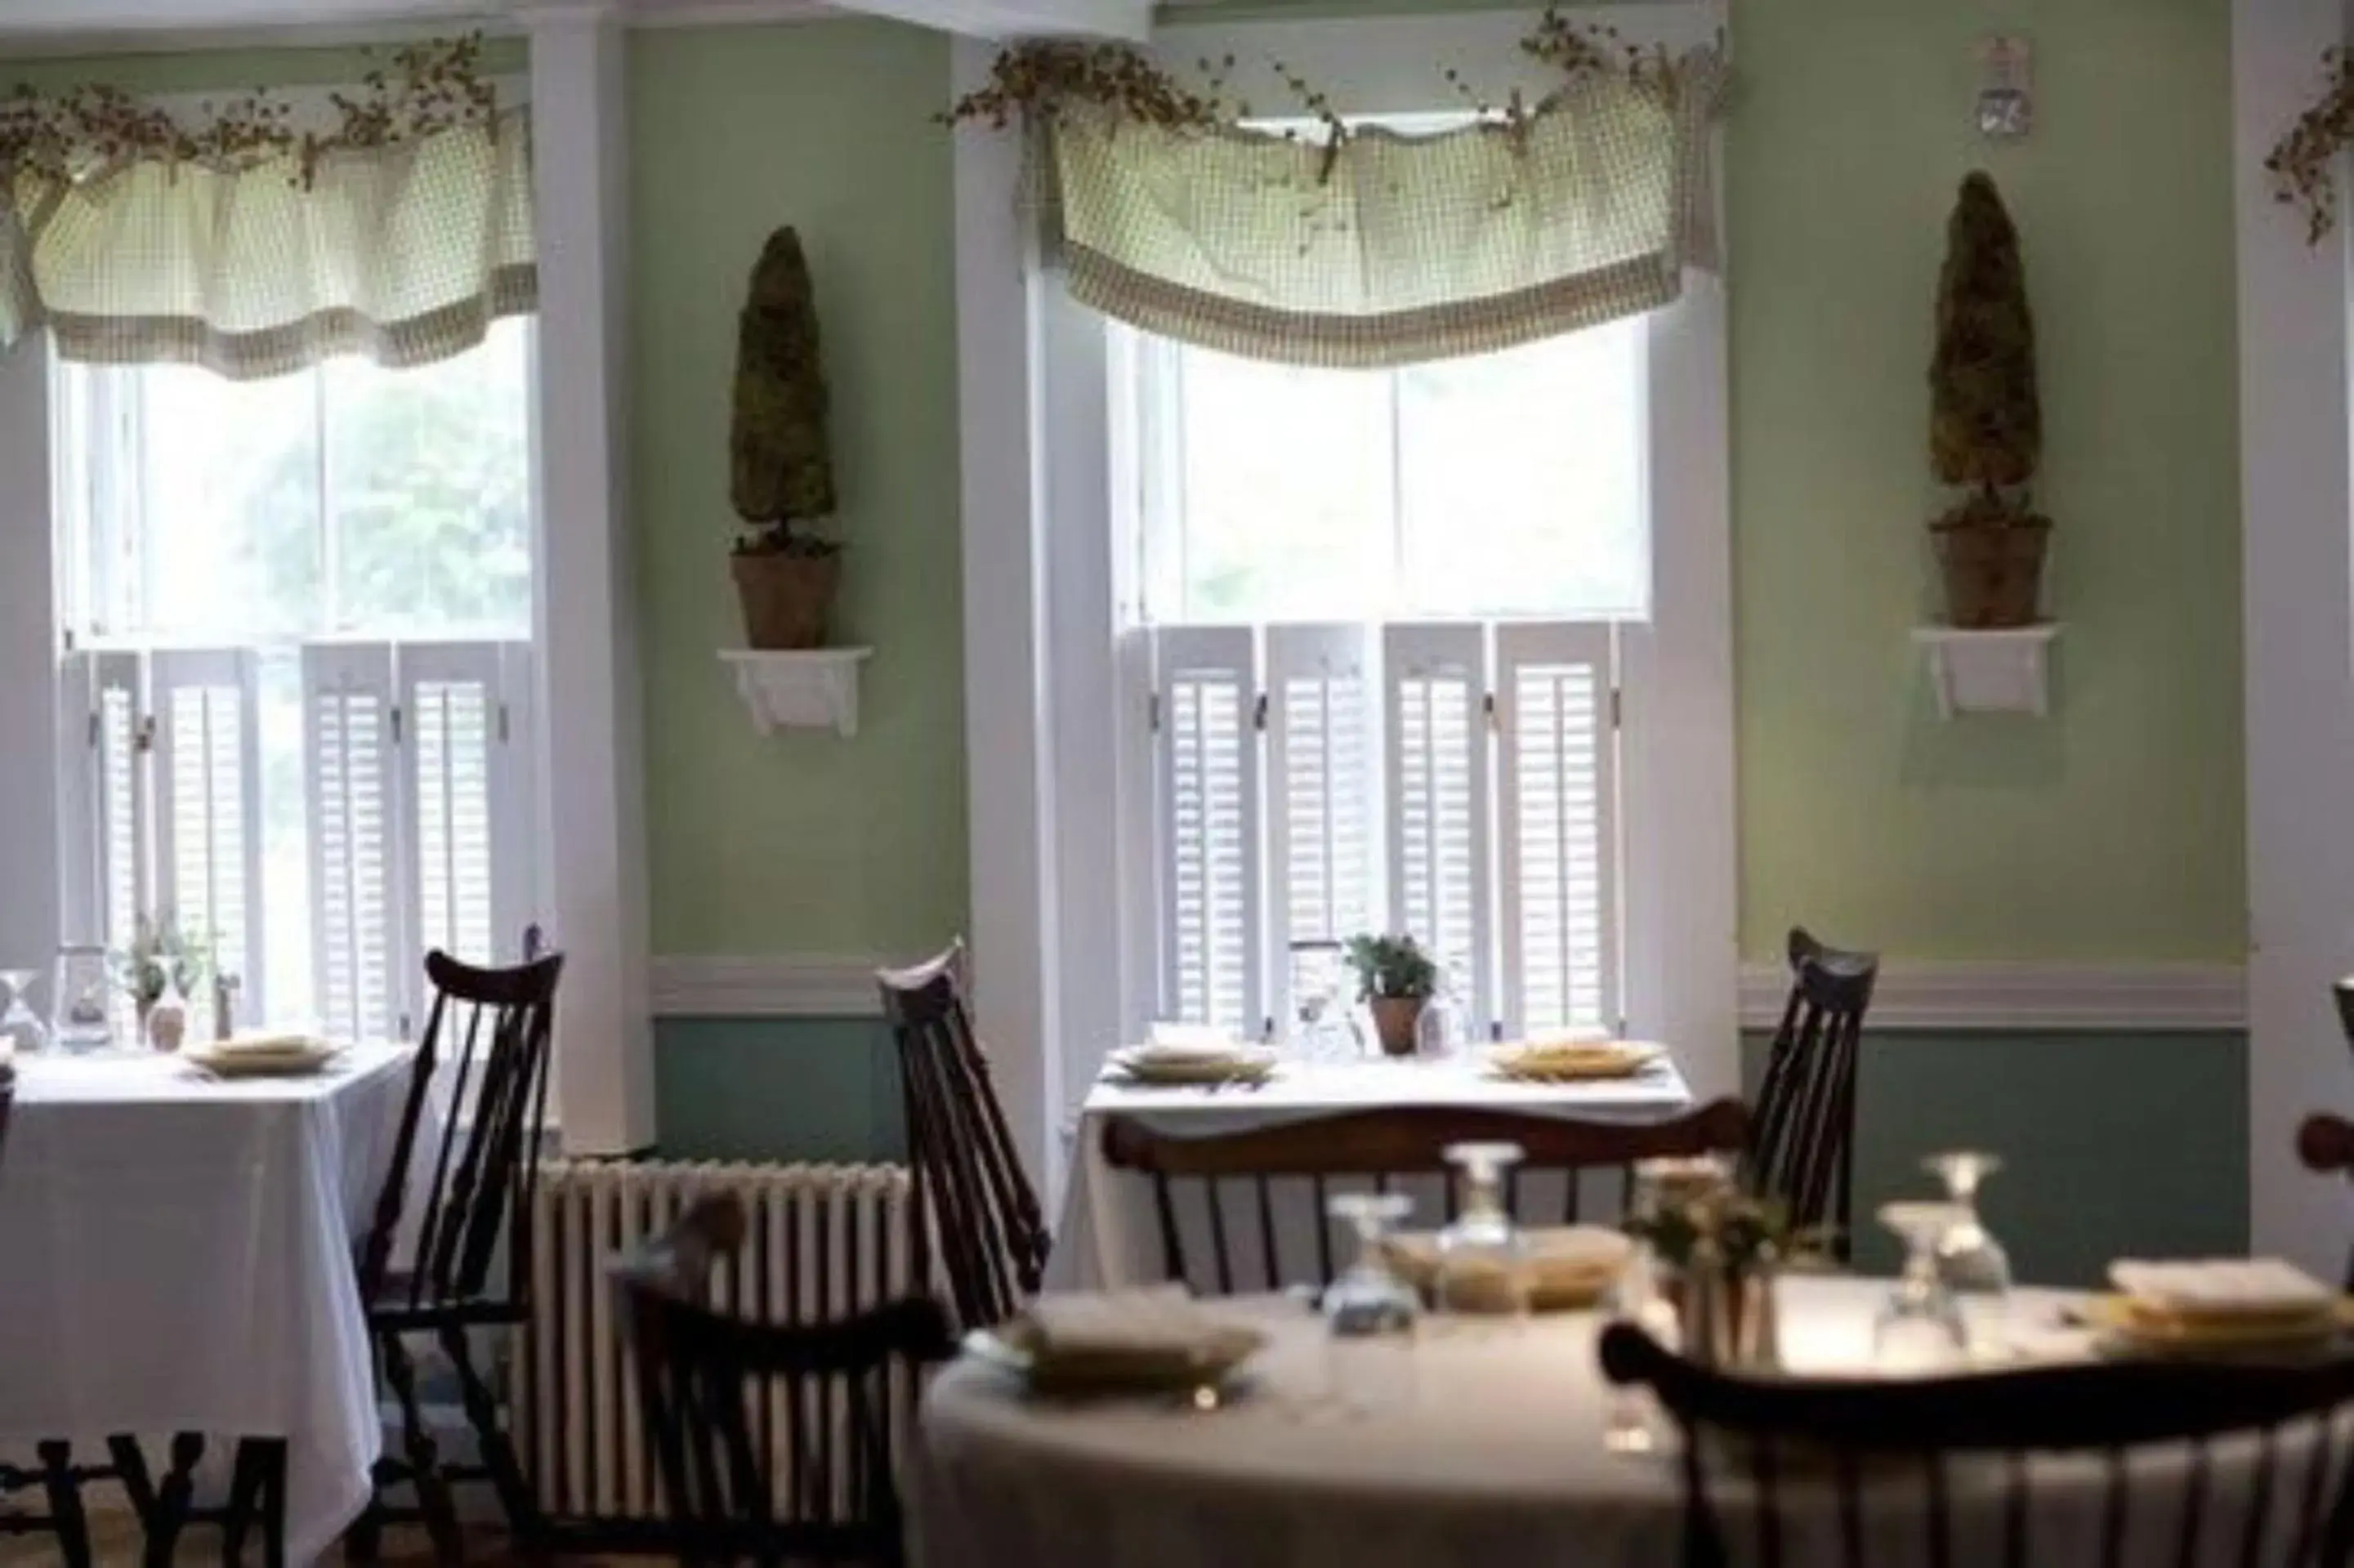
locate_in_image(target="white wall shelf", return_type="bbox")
[1913,623,2061,718]
[721,647,873,738]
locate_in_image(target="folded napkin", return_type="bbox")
[2110,1258,2333,1320]
[1144,1023,1244,1055]
[1023,1286,1238,1359]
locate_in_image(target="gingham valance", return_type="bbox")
[0,110,535,381]
[1045,46,1725,369]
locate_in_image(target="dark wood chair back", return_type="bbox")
[2302,1112,2354,1290]
[614,1194,955,1566]
[356,948,564,1313]
[1101,1098,1750,1297]
[2336,978,2354,1057]
[877,944,1048,1331]
[1751,927,1877,1256]
[1602,1321,2354,1568]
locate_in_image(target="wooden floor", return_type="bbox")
[0,1512,650,1565]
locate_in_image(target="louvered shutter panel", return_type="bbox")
[150,649,264,1013]
[1155,626,1264,1038]
[1497,623,1620,1038]
[396,641,512,980]
[305,643,403,1043]
[57,651,150,951]
[1262,623,1378,1035]
[1382,623,1494,1034]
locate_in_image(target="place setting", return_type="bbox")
[1099,1024,1282,1092]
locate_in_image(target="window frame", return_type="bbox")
[953,2,1736,1202]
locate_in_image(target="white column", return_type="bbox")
[2236,0,2354,1276]
[954,38,1064,1199]
[526,3,654,1154]
[0,338,60,972]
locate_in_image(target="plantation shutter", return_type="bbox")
[57,650,150,952]
[149,649,264,1010]
[1496,623,1621,1039]
[1383,623,1493,1034]
[1155,626,1263,1039]
[305,643,402,1043]
[1262,623,1378,1036]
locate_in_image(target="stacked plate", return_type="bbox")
[1486,1038,1661,1083]
[1105,1034,1280,1088]
[964,1285,1267,1397]
[2091,1258,2347,1358]
[186,1032,343,1078]
[1378,1224,1633,1313]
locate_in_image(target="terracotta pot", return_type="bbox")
[732,550,840,650]
[1932,515,2049,629]
[1369,995,1426,1057]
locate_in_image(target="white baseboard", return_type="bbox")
[1736,961,2246,1034]
[650,953,2249,1034]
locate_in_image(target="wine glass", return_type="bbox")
[1924,1150,2014,1359]
[1288,940,1353,1062]
[0,970,47,1057]
[1323,1191,1419,1413]
[1435,1141,1527,1319]
[1874,1200,1969,1372]
[51,945,113,1053]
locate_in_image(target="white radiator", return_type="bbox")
[514,1158,917,1524]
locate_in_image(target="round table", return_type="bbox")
[908,1277,2320,1568]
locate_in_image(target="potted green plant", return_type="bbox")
[1928,172,2049,629]
[109,909,209,1051]
[1343,933,1439,1057]
[729,227,842,650]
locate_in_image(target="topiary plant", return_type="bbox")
[1342,933,1439,1001]
[1927,172,2050,628]
[730,227,838,558]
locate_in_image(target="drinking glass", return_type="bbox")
[1873,1200,1969,1372]
[0,970,47,1057]
[1435,1141,1527,1318]
[1323,1191,1420,1413]
[51,945,113,1052]
[1924,1150,2014,1359]
[1288,940,1356,1062]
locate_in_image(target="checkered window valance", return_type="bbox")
[1043,47,1725,369]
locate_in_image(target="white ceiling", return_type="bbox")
[0,0,1151,52]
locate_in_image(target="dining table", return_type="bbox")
[909,1275,2329,1568]
[0,1042,418,1564]
[1052,1045,1698,1292]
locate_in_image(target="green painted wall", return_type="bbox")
[656,1017,907,1163]
[1729,0,2243,963]
[628,22,967,961]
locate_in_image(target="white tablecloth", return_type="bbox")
[911,1278,2343,1568]
[0,1044,417,1565]
[1052,1052,1697,1290]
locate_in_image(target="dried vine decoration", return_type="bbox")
[2267,47,2354,243]
[940,40,1235,132]
[0,33,502,192]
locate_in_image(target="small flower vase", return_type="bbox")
[1369,995,1425,1057]
[147,981,188,1052]
[1677,1251,1780,1371]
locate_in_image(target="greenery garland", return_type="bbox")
[0,34,503,192]
[2269,47,2354,243]
[942,7,1704,169]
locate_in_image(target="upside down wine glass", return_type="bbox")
[1873,1200,1970,1373]
[1323,1191,1420,1413]
[1924,1150,2015,1360]
[1436,1141,1528,1320]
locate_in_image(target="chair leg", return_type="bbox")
[257,1440,289,1568]
[382,1332,465,1565]
[35,1441,92,1568]
[440,1325,547,1558]
[221,1439,267,1566]
[142,1432,203,1568]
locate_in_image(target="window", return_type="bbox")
[51,319,540,1040]
[1132,324,1642,1044]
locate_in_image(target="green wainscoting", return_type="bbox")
[1744,1031,2248,1288]
[654,1017,907,1165]
[654,1021,2247,1289]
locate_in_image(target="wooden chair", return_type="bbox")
[0,1065,96,1568]
[1750,927,1878,1258]
[1601,1320,2354,1568]
[334,947,565,1565]
[878,944,1049,1332]
[2300,1111,2354,1289]
[2336,978,2354,1057]
[1101,1098,1751,1297]
[614,1193,956,1567]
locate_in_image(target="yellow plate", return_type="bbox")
[964,1320,1267,1397]
[2081,1293,2352,1359]
[1487,1042,1659,1083]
